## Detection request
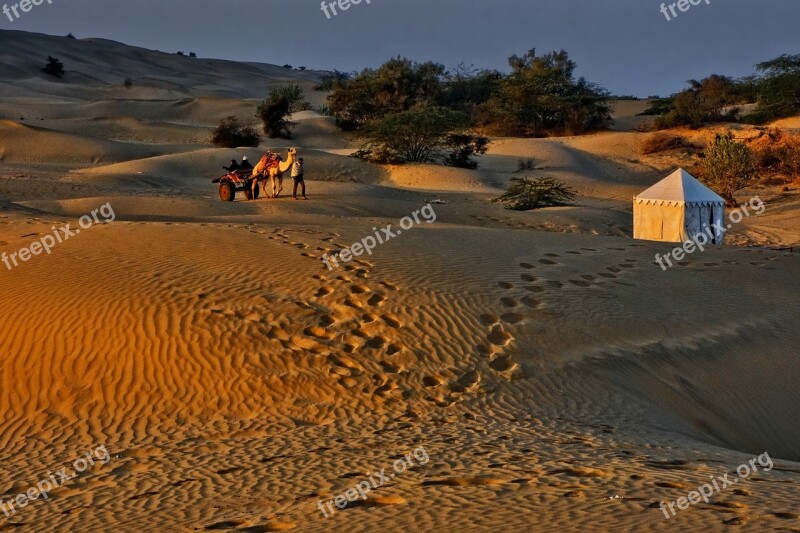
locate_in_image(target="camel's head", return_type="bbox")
[288,148,298,157]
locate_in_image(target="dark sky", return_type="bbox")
[3,0,798,96]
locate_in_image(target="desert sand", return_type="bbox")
[1,30,799,532]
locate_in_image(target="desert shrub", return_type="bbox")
[267,85,310,113]
[517,158,536,172]
[42,56,64,78]
[494,177,576,210]
[641,133,694,155]
[124,77,133,89]
[66,33,76,39]
[650,75,742,129]
[317,70,351,91]
[442,133,490,169]
[256,85,309,138]
[701,132,755,206]
[211,116,261,148]
[355,106,472,164]
[751,130,800,183]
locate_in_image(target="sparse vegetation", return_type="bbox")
[750,129,800,184]
[641,133,694,155]
[701,132,755,206]
[517,158,536,172]
[124,77,133,89]
[255,85,309,138]
[494,177,577,210]
[354,106,467,164]
[211,116,261,148]
[42,56,64,78]
[476,49,612,136]
[442,133,490,169]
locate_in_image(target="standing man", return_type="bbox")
[291,157,306,200]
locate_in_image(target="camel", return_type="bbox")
[251,148,297,199]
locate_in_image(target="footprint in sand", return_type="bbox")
[524,285,546,293]
[480,314,500,326]
[500,313,524,324]
[381,314,402,328]
[500,297,519,308]
[386,343,403,356]
[569,280,593,287]
[487,324,513,346]
[521,296,541,309]
[422,375,444,387]
[367,294,387,307]
[521,274,537,282]
[498,281,515,289]
[380,281,399,291]
[350,284,371,294]
[315,286,334,297]
[490,355,517,372]
[305,326,335,340]
[318,314,336,327]
[539,259,557,265]
[546,280,563,289]
[598,272,616,279]
[365,336,388,349]
[520,263,535,269]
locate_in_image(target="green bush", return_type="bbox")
[494,177,576,210]
[256,85,309,138]
[211,116,261,148]
[477,49,612,136]
[355,106,467,164]
[701,132,755,206]
[442,133,490,169]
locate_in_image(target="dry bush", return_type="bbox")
[748,129,800,184]
[641,133,694,155]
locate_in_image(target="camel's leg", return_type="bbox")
[259,176,270,199]
[250,177,259,199]
[276,176,284,197]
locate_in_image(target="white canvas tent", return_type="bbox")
[633,169,726,243]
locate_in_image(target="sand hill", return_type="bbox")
[0,30,799,532]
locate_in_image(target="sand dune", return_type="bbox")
[1,30,799,533]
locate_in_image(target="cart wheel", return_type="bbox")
[219,181,235,202]
[252,182,260,200]
[244,188,253,200]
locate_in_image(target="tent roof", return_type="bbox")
[634,168,725,206]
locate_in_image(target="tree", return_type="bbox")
[266,85,310,113]
[494,177,576,210]
[750,54,800,121]
[701,132,755,207]
[479,49,611,136]
[255,85,309,138]
[653,75,741,129]
[211,116,261,148]
[327,57,445,129]
[42,56,64,78]
[355,106,466,163]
